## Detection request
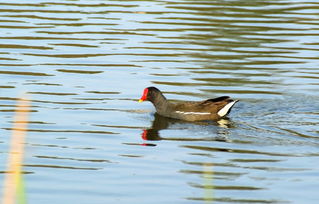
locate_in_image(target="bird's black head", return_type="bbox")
[138,87,162,102]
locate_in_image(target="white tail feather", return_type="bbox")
[217,100,238,117]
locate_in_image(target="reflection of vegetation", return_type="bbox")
[203,163,214,203]
[2,96,29,204]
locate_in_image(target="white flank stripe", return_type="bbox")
[175,111,211,115]
[217,101,237,117]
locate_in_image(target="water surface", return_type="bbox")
[0,0,318,203]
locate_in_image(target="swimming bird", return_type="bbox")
[138,87,238,121]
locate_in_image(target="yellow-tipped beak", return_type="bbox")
[138,99,144,103]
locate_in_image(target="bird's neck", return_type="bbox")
[150,92,170,113]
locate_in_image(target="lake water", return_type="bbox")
[0,0,318,203]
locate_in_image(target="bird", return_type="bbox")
[138,87,238,121]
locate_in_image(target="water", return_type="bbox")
[0,0,318,203]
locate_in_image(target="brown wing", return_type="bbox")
[173,96,232,113]
[199,96,230,105]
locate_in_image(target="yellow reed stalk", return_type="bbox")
[2,96,30,204]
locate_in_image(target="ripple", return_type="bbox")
[182,145,299,157]
[27,91,77,96]
[0,44,53,50]
[24,164,101,170]
[34,155,111,163]
[0,70,53,76]
[3,128,118,135]
[56,69,103,74]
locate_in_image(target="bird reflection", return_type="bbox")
[141,113,177,141]
[140,113,234,144]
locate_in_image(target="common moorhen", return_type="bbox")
[138,87,238,121]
